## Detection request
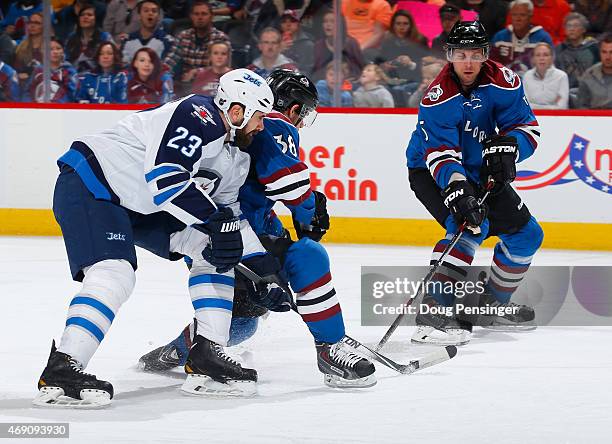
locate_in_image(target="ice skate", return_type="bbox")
[316,341,377,388]
[479,291,536,331]
[411,298,472,346]
[181,335,257,397]
[138,326,191,372]
[33,341,113,409]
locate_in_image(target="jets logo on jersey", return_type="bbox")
[501,67,517,87]
[191,104,217,126]
[194,170,222,196]
[427,85,443,102]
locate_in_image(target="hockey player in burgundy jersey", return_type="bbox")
[139,69,376,389]
[406,21,543,346]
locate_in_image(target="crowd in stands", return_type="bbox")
[0,0,611,108]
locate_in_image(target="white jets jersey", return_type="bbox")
[58,95,248,225]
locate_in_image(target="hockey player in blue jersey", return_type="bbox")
[139,69,377,389]
[33,69,277,407]
[406,21,543,346]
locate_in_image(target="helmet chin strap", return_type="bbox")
[222,109,249,141]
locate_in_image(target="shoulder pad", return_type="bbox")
[421,64,462,107]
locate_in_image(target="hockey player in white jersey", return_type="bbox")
[33,69,276,408]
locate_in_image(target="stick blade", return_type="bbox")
[403,345,458,374]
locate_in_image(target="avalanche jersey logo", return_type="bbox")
[501,66,518,87]
[191,104,217,126]
[426,84,443,102]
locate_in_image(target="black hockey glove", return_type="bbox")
[194,207,243,273]
[241,254,294,312]
[481,135,519,187]
[293,190,330,242]
[442,180,486,228]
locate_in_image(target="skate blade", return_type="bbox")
[181,374,257,398]
[411,327,471,346]
[483,323,537,332]
[32,387,111,409]
[323,374,377,389]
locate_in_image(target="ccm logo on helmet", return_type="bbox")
[243,73,262,86]
[444,189,463,207]
[220,220,240,232]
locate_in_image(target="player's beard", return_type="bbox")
[234,127,256,149]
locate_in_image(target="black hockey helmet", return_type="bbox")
[266,69,319,127]
[445,21,490,61]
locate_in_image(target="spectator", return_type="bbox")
[0,25,16,64]
[55,1,106,42]
[253,0,304,36]
[186,40,231,96]
[312,8,364,81]
[247,27,297,78]
[65,4,114,73]
[431,3,461,54]
[341,0,392,50]
[26,37,78,102]
[127,46,173,103]
[0,0,43,40]
[407,60,445,107]
[280,9,315,76]
[490,0,553,76]
[352,62,394,107]
[13,12,42,83]
[103,0,141,43]
[523,42,569,108]
[164,0,230,84]
[0,59,19,101]
[555,13,599,89]
[526,0,571,45]
[457,0,508,39]
[316,61,353,106]
[577,33,612,109]
[122,0,174,64]
[52,0,73,12]
[76,41,127,103]
[572,0,612,39]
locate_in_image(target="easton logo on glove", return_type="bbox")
[444,189,464,207]
[220,220,240,232]
[482,145,518,156]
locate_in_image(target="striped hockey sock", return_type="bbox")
[429,237,476,306]
[189,271,235,346]
[487,243,532,303]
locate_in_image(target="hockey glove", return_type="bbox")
[442,180,486,228]
[481,135,519,187]
[194,207,243,273]
[293,191,330,242]
[241,254,293,312]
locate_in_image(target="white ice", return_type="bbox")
[1,237,611,443]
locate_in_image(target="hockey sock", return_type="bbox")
[429,236,476,306]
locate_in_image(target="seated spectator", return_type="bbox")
[312,8,364,81]
[247,27,297,78]
[127,46,173,103]
[55,1,106,42]
[523,42,569,108]
[0,0,44,41]
[572,0,612,39]
[65,4,114,73]
[26,37,77,102]
[377,9,432,105]
[316,61,353,107]
[341,0,392,50]
[490,0,553,77]
[253,0,304,36]
[0,59,19,101]
[76,41,127,103]
[408,60,445,107]
[13,12,43,83]
[103,0,141,43]
[457,0,508,39]
[164,0,230,86]
[0,25,16,65]
[186,40,231,96]
[577,33,612,109]
[122,0,174,64]
[280,10,315,76]
[431,4,461,55]
[555,13,600,89]
[352,62,394,107]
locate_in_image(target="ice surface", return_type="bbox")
[1,237,611,443]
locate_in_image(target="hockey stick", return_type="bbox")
[374,182,495,352]
[234,263,457,375]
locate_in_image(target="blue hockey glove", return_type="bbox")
[194,207,243,273]
[241,254,294,312]
[293,191,330,242]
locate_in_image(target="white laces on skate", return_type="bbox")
[213,344,241,367]
[329,343,363,368]
[69,358,94,378]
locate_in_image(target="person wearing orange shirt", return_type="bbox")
[505,0,571,45]
[341,0,393,50]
